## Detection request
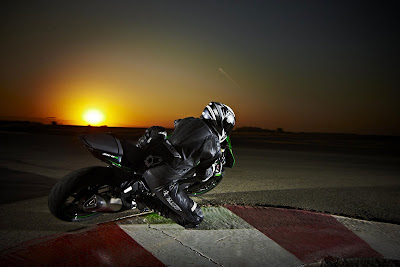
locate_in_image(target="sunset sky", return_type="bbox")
[1,1,399,135]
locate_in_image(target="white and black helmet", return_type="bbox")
[201,102,235,142]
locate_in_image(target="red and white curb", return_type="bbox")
[1,206,400,266]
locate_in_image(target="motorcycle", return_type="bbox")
[48,132,234,222]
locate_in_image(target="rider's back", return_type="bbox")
[167,117,221,174]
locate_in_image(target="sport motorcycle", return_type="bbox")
[48,133,234,222]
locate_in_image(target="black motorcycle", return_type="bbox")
[48,133,234,222]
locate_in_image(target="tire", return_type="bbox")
[185,175,223,196]
[48,166,116,222]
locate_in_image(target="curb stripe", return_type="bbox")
[226,205,383,263]
[0,223,165,267]
[120,224,304,266]
[2,206,397,266]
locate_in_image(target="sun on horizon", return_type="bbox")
[83,109,105,126]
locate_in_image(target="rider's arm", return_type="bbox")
[195,135,222,182]
[136,126,167,148]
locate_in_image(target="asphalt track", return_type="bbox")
[0,131,400,265]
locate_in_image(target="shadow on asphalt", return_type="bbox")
[0,168,58,205]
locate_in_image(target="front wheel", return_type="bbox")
[48,166,117,222]
[184,175,223,196]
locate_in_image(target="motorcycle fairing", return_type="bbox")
[224,136,235,168]
[80,133,123,166]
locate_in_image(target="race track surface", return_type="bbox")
[0,131,399,251]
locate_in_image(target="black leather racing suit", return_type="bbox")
[136,117,222,228]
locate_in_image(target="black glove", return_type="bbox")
[136,126,167,148]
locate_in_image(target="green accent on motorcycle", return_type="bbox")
[230,149,235,167]
[106,159,132,171]
[226,136,232,150]
[192,184,217,196]
[191,175,223,196]
[106,159,122,168]
[111,161,122,168]
[226,136,235,167]
[76,213,97,219]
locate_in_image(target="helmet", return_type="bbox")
[201,102,235,142]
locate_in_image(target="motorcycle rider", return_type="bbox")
[125,102,235,228]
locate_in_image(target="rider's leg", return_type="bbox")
[142,164,203,228]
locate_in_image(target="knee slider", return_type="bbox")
[190,204,204,225]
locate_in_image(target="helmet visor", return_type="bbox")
[223,116,235,136]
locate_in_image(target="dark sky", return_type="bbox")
[1,1,399,135]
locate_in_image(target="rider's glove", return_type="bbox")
[136,126,167,148]
[196,167,213,182]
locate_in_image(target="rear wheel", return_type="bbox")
[48,166,117,222]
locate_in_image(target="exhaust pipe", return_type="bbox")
[83,194,123,212]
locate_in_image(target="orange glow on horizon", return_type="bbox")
[33,63,244,129]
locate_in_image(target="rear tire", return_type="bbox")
[48,166,116,222]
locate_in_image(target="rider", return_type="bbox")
[126,102,235,228]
